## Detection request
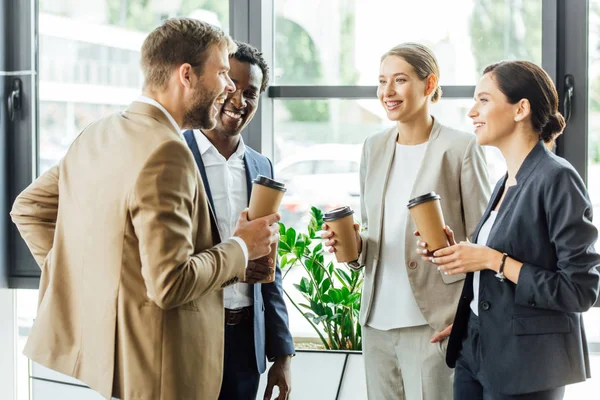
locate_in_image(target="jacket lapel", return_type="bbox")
[486,141,547,243]
[182,129,221,243]
[243,150,263,297]
[243,151,260,201]
[472,175,506,243]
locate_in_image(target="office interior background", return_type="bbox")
[1,0,600,398]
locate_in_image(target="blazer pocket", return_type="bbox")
[512,315,570,336]
[440,271,466,284]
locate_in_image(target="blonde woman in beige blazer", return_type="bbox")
[323,43,491,400]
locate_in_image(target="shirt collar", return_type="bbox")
[193,129,246,160]
[136,95,181,134]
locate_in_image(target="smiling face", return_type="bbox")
[377,55,434,123]
[209,57,263,137]
[181,43,235,130]
[468,72,520,147]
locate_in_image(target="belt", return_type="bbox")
[224,306,253,326]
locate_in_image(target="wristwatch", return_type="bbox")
[347,260,362,270]
[495,253,508,282]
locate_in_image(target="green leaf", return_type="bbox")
[320,293,334,306]
[336,268,353,286]
[294,239,307,258]
[278,241,292,253]
[304,312,317,320]
[310,299,325,315]
[279,255,289,271]
[313,242,323,254]
[321,278,331,293]
[279,222,286,235]
[346,293,361,305]
[286,227,297,246]
[314,262,324,284]
[300,277,310,292]
[305,258,314,271]
[342,286,350,299]
[327,261,334,275]
[293,283,310,294]
[329,288,342,304]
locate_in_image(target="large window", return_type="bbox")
[272,0,545,234]
[274,0,542,86]
[38,0,229,173]
[573,2,600,395]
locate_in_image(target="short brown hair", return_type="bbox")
[141,18,236,91]
[381,43,442,103]
[483,61,565,142]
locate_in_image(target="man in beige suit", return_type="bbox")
[10,18,281,400]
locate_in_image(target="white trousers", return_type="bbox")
[362,324,454,400]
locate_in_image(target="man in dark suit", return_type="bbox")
[183,41,294,400]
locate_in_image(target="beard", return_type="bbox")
[182,85,219,130]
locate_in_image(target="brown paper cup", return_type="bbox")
[247,175,286,283]
[407,192,449,252]
[324,206,359,263]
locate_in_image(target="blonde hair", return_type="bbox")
[141,18,237,91]
[381,43,442,103]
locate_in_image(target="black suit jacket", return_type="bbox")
[446,141,600,395]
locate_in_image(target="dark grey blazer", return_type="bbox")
[446,141,600,395]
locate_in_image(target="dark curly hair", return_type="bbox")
[231,41,269,93]
[483,61,565,143]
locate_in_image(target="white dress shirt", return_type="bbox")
[470,210,499,316]
[193,129,254,309]
[368,142,429,330]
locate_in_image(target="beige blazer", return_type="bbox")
[357,118,491,331]
[10,102,246,400]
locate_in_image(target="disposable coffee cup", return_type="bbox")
[248,175,286,283]
[323,206,359,263]
[407,192,449,252]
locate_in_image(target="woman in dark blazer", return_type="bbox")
[420,60,600,399]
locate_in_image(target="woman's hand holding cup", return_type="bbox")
[321,223,362,256]
[415,225,456,261]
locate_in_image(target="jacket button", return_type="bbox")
[408,261,417,269]
[480,301,490,311]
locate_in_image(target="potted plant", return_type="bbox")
[278,207,363,351]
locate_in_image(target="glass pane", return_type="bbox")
[274,98,503,232]
[38,0,229,174]
[274,0,542,85]
[566,1,600,398]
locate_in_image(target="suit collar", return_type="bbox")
[472,141,547,244]
[182,130,221,242]
[515,140,547,185]
[243,149,260,199]
[193,129,247,160]
[126,100,180,137]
